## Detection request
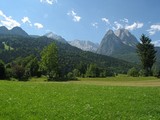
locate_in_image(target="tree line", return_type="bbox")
[0,34,159,81]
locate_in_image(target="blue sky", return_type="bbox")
[0,0,160,45]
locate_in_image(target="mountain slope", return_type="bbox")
[0,35,134,74]
[0,26,29,37]
[97,29,139,63]
[97,30,135,56]
[69,39,99,52]
[10,27,29,37]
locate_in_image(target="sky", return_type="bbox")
[0,0,160,46]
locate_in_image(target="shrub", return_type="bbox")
[127,67,139,77]
[153,67,160,78]
[67,72,77,80]
[12,65,29,81]
[0,60,6,79]
[139,69,148,77]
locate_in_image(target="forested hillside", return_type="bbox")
[0,35,134,75]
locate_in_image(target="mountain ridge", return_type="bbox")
[69,39,99,52]
[0,26,29,37]
[44,32,68,44]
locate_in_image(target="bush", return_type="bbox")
[100,69,115,77]
[72,69,80,77]
[139,69,149,77]
[0,60,6,79]
[5,68,13,79]
[12,65,29,81]
[153,68,160,78]
[67,72,77,80]
[127,67,139,77]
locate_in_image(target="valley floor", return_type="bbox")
[0,76,160,120]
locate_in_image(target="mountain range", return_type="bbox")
[0,26,134,74]
[0,26,159,66]
[69,29,160,64]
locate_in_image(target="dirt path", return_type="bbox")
[70,80,160,87]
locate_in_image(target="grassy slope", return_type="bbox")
[0,77,160,120]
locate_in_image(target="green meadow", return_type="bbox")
[0,76,160,120]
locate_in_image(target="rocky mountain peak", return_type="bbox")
[44,32,68,44]
[69,39,99,52]
[114,29,138,47]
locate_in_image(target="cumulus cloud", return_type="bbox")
[91,22,98,28]
[67,10,81,22]
[113,21,123,30]
[34,23,44,29]
[125,22,143,31]
[0,10,20,29]
[21,17,32,26]
[112,21,143,31]
[102,18,110,25]
[147,24,160,35]
[40,0,57,5]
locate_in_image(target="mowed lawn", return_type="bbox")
[0,77,160,120]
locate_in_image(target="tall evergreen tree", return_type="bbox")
[40,42,58,80]
[137,34,156,76]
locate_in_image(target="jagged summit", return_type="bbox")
[69,39,99,52]
[44,32,68,44]
[97,29,136,56]
[114,29,138,47]
[106,30,114,36]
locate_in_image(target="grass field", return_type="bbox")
[0,76,160,120]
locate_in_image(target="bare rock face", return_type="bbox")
[114,29,138,47]
[69,39,99,52]
[97,29,137,56]
[44,32,68,44]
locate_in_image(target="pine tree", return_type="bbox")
[137,34,156,76]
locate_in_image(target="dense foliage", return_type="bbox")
[0,35,136,80]
[40,43,58,80]
[137,34,157,76]
[0,60,6,79]
[127,67,139,77]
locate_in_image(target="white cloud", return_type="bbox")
[152,40,160,47]
[112,21,143,31]
[67,10,81,22]
[34,23,43,29]
[120,18,129,23]
[147,24,160,35]
[102,18,110,25]
[21,17,32,26]
[113,21,123,30]
[40,0,57,5]
[0,10,20,29]
[91,22,98,28]
[22,17,30,23]
[125,22,143,31]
